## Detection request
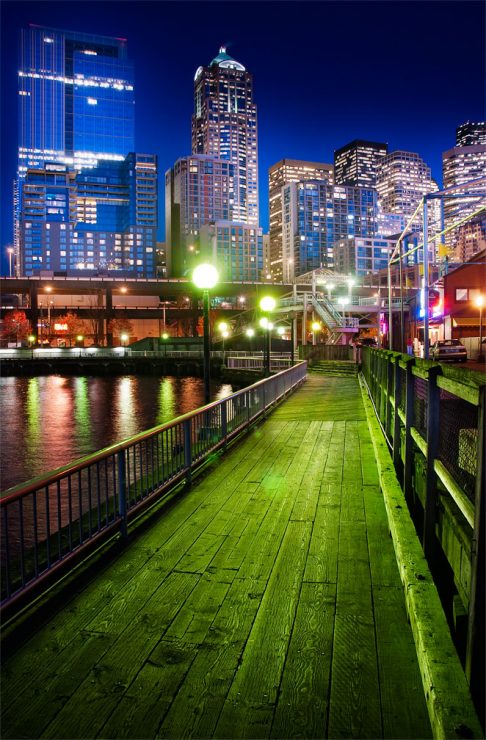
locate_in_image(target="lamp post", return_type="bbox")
[311,321,320,346]
[161,331,169,357]
[193,263,219,404]
[259,296,276,376]
[475,294,484,362]
[7,247,14,277]
[246,327,255,353]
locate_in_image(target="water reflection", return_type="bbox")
[0,375,232,492]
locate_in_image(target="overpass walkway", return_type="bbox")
[2,375,433,739]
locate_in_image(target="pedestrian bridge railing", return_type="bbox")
[361,347,485,702]
[0,361,307,615]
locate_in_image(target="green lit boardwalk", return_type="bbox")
[2,375,432,739]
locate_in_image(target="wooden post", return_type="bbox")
[423,365,441,559]
[117,450,128,539]
[392,355,402,471]
[385,351,394,438]
[466,385,485,716]
[184,418,192,485]
[403,357,415,504]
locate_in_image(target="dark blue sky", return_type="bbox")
[1,0,485,274]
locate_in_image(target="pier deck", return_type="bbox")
[2,375,432,739]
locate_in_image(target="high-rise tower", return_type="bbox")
[334,140,388,188]
[192,46,259,226]
[18,25,134,176]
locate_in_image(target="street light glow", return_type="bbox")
[192,263,219,290]
[474,295,484,308]
[259,317,269,328]
[246,328,255,337]
[259,296,276,312]
[276,326,285,335]
[312,322,321,331]
[218,321,229,333]
[162,332,169,340]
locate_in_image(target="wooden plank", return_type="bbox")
[270,582,336,739]
[45,572,199,739]
[214,521,312,739]
[157,576,267,739]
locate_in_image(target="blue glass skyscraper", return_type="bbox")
[18,25,134,175]
[16,26,157,278]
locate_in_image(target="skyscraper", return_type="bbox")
[16,26,157,277]
[334,140,388,188]
[456,121,486,147]
[167,47,262,280]
[376,150,439,230]
[268,159,333,280]
[281,181,377,281]
[442,122,486,256]
[20,154,157,277]
[18,25,134,176]
[192,46,259,226]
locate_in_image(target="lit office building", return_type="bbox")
[442,127,486,249]
[165,155,236,276]
[20,153,157,277]
[453,214,486,263]
[268,159,333,280]
[334,236,397,277]
[199,222,263,282]
[281,181,377,281]
[456,121,486,147]
[18,26,134,176]
[376,150,440,231]
[376,208,406,237]
[192,47,259,226]
[334,140,388,188]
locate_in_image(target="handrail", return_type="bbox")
[0,362,307,612]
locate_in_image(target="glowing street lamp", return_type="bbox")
[192,263,219,403]
[312,321,321,345]
[246,327,255,352]
[161,332,169,357]
[475,294,484,361]
[121,333,128,346]
[259,296,276,376]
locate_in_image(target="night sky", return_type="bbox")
[1,0,484,275]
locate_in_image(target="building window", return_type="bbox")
[455,288,468,302]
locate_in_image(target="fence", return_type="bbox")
[361,347,484,704]
[0,361,307,615]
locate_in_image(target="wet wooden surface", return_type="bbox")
[2,375,432,738]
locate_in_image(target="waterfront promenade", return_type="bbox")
[0,374,477,738]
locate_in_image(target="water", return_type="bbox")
[0,375,233,492]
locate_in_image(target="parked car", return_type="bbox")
[430,339,467,362]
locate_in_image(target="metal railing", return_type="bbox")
[226,355,292,371]
[0,362,307,613]
[361,347,484,701]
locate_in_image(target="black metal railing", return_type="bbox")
[0,362,307,612]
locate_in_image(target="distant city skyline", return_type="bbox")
[1,0,485,274]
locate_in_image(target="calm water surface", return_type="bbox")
[0,375,233,491]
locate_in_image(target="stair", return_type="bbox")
[308,360,358,377]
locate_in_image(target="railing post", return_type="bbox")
[403,356,415,503]
[117,450,128,539]
[392,355,402,471]
[466,385,485,709]
[423,365,441,559]
[184,418,192,485]
[221,401,228,450]
[385,351,394,436]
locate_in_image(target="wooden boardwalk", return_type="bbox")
[1,375,432,739]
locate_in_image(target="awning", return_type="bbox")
[452,318,480,327]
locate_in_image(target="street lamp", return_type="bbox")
[161,332,169,357]
[475,294,484,362]
[121,333,128,346]
[311,321,321,345]
[259,296,276,376]
[7,247,14,277]
[246,327,255,353]
[218,322,230,361]
[192,263,219,404]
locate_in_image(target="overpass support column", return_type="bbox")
[302,293,307,346]
[106,286,113,346]
[30,286,39,342]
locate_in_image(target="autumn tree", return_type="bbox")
[107,318,134,344]
[1,310,31,345]
[57,312,86,346]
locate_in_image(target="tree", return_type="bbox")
[107,318,134,343]
[57,312,86,347]
[2,310,31,346]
